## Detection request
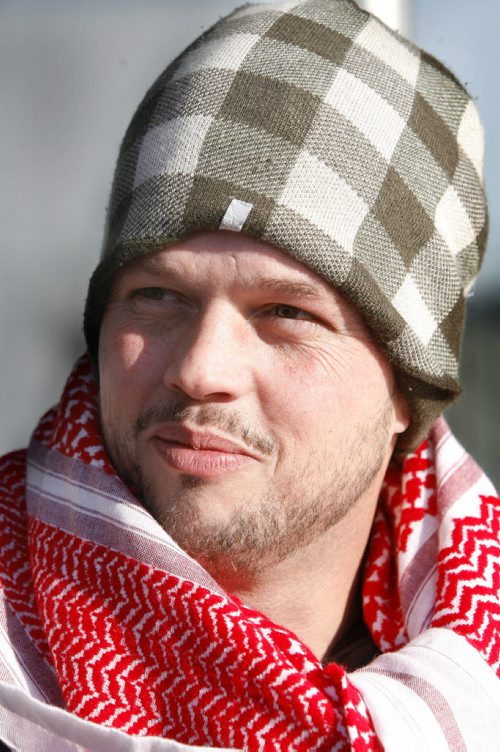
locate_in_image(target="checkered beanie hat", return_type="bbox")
[84,0,488,451]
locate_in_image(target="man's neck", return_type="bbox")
[223,491,379,663]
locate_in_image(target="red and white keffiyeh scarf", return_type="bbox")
[0,356,499,752]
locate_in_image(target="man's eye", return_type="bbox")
[131,287,175,301]
[265,304,317,321]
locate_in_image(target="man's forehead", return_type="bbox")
[119,232,336,300]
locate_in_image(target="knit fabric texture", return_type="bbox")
[84,0,488,451]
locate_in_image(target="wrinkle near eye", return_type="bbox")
[279,335,369,382]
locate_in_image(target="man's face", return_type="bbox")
[99,231,408,578]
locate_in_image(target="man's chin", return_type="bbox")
[138,493,267,580]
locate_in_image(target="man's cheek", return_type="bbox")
[113,331,149,373]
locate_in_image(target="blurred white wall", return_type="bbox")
[1,0,499,459]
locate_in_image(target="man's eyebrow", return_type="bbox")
[250,277,328,300]
[127,256,177,277]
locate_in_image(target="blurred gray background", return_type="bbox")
[1,0,499,487]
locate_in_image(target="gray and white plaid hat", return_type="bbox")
[84,0,488,451]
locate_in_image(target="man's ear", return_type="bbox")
[392,384,411,437]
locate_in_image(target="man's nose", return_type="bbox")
[163,303,253,402]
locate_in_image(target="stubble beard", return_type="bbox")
[103,401,394,584]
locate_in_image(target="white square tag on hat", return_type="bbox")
[219,198,254,232]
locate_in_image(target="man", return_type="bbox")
[0,0,499,750]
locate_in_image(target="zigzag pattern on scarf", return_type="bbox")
[0,450,52,665]
[33,358,112,473]
[29,517,379,751]
[432,494,500,672]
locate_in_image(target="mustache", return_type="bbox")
[134,402,276,457]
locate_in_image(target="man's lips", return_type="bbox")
[152,426,257,456]
[149,425,260,477]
